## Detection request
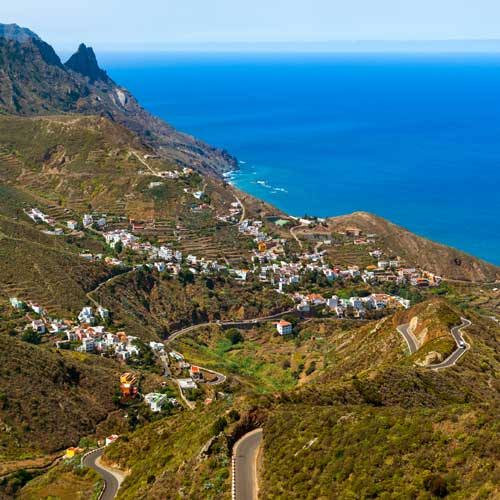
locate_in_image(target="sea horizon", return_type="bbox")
[100,52,500,266]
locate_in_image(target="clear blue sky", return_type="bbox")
[3,0,500,52]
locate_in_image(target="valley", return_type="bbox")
[0,22,498,500]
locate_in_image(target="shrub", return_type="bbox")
[424,474,448,498]
[305,361,317,376]
[211,417,228,436]
[226,328,244,345]
[228,409,240,422]
[21,329,42,345]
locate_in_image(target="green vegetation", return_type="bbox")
[103,402,234,500]
[172,325,299,393]
[0,30,499,500]
[0,334,120,458]
[260,404,499,499]
[16,458,103,500]
[95,272,293,341]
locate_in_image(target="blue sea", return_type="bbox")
[100,53,500,265]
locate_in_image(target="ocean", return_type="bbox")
[100,52,500,265]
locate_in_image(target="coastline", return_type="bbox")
[103,53,500,267]
[227,161,500,267]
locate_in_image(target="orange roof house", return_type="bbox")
[275,319,293,335]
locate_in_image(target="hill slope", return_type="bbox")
[0,334,120,458]
[327,211,499,282]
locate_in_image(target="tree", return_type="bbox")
[21,330,41,345]
[114,240,123,255]
[226,328,244,345]
[228,409,240,422]
[424,475,448,498]
[178,268,194,286]
[211,416,228,435]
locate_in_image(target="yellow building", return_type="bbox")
[65,447,82,458]
[120,372,137,385]
[258,242,267,253]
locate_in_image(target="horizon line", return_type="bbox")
[56,39,500,56]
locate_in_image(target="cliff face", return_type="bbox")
[0,24,236,176]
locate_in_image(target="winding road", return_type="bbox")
[396,323,419,354]
[396,318,472,369]
[165,308,296,344]
[429,318,471,370]
[232,429,263,500]
[82,448,125,500]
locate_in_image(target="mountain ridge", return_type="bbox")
[0,23,237,177]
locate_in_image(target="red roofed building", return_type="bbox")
[189,365,204,381]
[275,320,293,335]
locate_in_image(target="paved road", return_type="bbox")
[233,429,263,500]
[82,448,122,500]
[165,309,296,344]
[430,318,471,370]
[86,268,135,308]
[397,318,472,370]
[201,366,227,385]
[396,323,419,354]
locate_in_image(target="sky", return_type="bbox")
[2,0,500,52]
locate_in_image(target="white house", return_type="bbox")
[83,214,93,227]
[296,301,310,313]
[158,246,173,260]
[149,341,165,353]
[276,320,293,335]
[116,349,131,361]
[154,261,166,273]
[144,393,169,412]
[178,378,198,390]
[67,220,78,230]
[10,297,24,309]
[79,337,95,352]
[78,307,95,325]
[29,302,43,315]
[233,269,248,281]
[105,435,119,446]
[98,306,110,320]
[349,297,364,310]
[31,319,46,334]
[326,295,339,309]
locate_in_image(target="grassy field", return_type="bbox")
[172,325,299,394]
[16,458,103,500]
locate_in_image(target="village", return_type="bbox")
[6,204,448,417]
[18,203,445,329]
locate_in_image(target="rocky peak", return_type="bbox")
[0,23,40,43]
[65,43,109,83]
